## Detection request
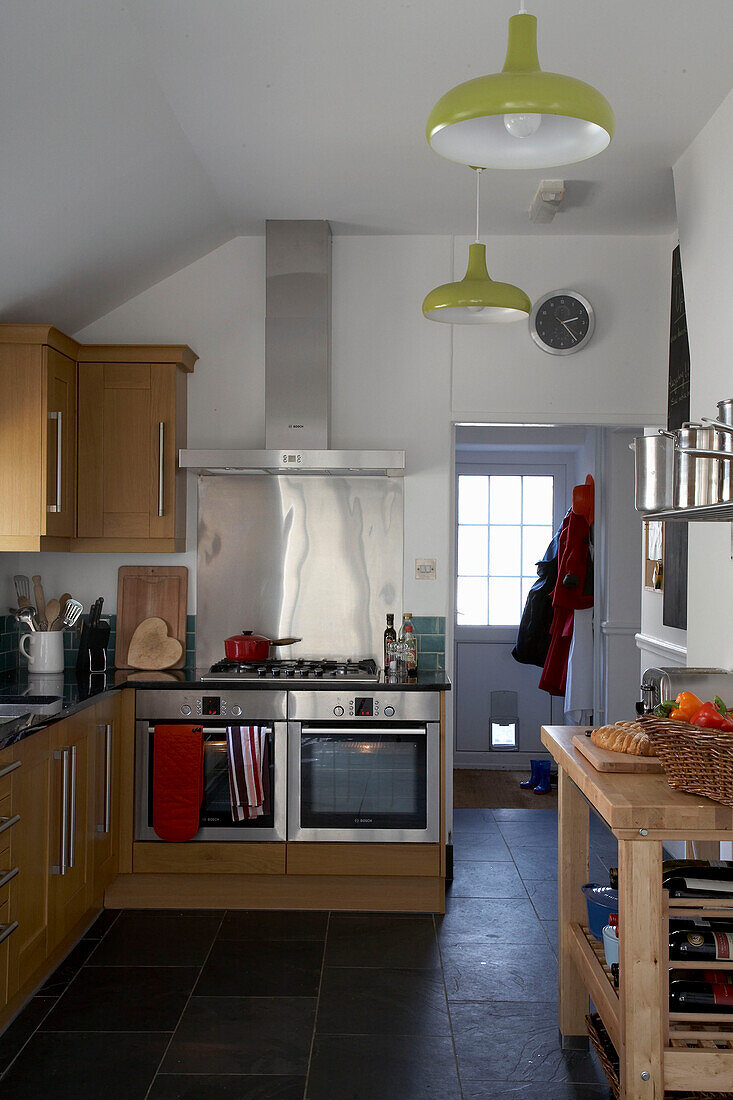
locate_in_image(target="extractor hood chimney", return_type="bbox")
[180,220,405,477]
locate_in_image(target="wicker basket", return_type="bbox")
[586,1012,730,1099]
[638,715,733,806]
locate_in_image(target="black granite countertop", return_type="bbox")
[0,666,450,750]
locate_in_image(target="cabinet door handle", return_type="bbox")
[52,748,69,875]
[0,921,18,947]
[67,744,77,870]
[47,411,63,513]
[0,815,20,837]
[0,867,19,890]
[158,421,165,517]
[97,724,112,835]
[0,761,21,781]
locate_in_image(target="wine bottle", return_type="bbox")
[669,928,733,961]
[670,980,733,1014]
[609,859,733,891]
[399,612,417,676]
[669,969,733,986]
[383,613,396,673]
[665,871,733,899]
[611,962,619,989]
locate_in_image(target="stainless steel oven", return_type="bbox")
[287,690,440,842]
[135,689,287,842]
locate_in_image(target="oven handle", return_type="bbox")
[146,726,272,737]
[300,727,428,737]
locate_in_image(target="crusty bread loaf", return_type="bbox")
[590,721,653,757]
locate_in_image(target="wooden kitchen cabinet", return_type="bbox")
[89,696,121,902]
[76,347,196,552]
[48,711,93,951]
[0,326,78,551]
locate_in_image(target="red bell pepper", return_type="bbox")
[689,702,733,731]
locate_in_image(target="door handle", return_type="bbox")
[0,921,18,947]
[0,867,19,891]
[158,421,165,517]
[0,761,21,782]
[67,744,77,869]
[97,724,112,835]
[0,815,20,837]
[52,748,70,875]
[47,411,63,513]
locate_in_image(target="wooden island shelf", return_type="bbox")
[542,724,733,1099]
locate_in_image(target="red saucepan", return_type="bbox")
[224,630,301,662]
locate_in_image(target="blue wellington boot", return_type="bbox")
[533,760,552,794]
[520,759,542,789]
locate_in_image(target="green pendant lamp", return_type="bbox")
[423,170,531,324]
[427,5,614,170]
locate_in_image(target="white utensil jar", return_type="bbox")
[20,631,64,673]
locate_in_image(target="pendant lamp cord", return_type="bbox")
[474,167,484,242]
[517,3,528,11]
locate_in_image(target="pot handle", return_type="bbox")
[701,417,733,435]
[657,429,677,439]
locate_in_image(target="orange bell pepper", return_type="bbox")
[669,691,703,722]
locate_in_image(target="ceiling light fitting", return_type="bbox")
[529,178,565,223]
[422,169,531,324]
[426,7,614,170]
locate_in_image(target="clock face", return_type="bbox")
[530,291,595,355]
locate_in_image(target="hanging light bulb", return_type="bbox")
[422,170,531,324]
[427,6,614,169]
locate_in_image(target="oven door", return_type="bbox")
[135,721,286,841]
[288,721,440,842]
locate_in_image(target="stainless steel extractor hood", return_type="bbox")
[180,220,405,478]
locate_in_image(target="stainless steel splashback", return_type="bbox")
[196,475,403,668]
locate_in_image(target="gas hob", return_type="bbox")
[201,657,380,684]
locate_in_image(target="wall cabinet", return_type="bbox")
[0,326,195,553]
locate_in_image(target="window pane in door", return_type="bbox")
[458,526,488,576]
[522,525,553,575]
[457,577,488,625]
[458,475,488,525]
[489,525,521,576]
[522,476,554,525]
[521,576,536,610]
[488,577,521,625]
[489,476,522,524]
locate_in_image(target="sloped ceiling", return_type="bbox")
[2,0,733,332]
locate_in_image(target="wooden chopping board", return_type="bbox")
[115,566,188,669]
[572,733,664,773]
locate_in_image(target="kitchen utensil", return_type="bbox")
[224,631,302,662]
[674,422,720,508]
[44,599,60,629]
[11,607,38,632]
[602,923,619,968]
[702,407,733,502]
[582,883,619,941]
[19,631,64,674]
[629,433,675,513]
[127,617,183,670]
[58,593,71,616]
[572,733,663,773]
[115,566,188,669]
[60,599,83,629]
[90,597,103,627]
[76,612,110,676]
[13,575,31,608]
[32,575,47,629]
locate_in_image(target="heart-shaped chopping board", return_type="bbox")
[127,617,184,670]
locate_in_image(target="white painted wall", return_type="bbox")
[674,87,733,670]
[15,231,672,625]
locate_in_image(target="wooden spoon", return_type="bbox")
[32,576,47,629]
[45,599,60,628]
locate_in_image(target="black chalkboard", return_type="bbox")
[664,244,689,630]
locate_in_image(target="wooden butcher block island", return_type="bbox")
[542,725,733,1100]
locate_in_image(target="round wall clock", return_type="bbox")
[529,290,595,355]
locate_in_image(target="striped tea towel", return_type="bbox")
[227,726,267,822]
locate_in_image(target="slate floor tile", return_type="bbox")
[437,896,547,945]
[463,1083,611,1099]
[148,1074,307,1099]
[492,808,558,822]
[41,965,199,1032]
[542,919,559,955]
[525,878,559,920]
[452,808,501,833]
[196,939,323,997]
[82,908,121,940]
[441,940,558,1002]
[36,938,99,997]
[509,845,560,881]
[0,997,55,1076]
[89,909,223,967]
[218,910,328,941]
[162,997,315,1075]
[451,1002,607,1084]
[306,1033,461,1100]
[0,1031,169,1100]
[325,914,440,969]
[450,860,527,899]
[316,967,450,1035]
[451,831,512,861]
[497,820,559,849]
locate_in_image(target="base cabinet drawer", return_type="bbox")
[133,842,287,875]
[286,843,441,877]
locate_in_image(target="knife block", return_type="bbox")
[76,618,111,676]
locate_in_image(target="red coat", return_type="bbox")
[538,511,593,696]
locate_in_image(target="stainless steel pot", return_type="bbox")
[631,433,675,513]
[674,422,720,508]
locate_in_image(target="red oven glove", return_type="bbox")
[152,725,204,842]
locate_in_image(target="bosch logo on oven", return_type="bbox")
[355,817,374,824]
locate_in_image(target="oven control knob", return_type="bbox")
[231,705,242,717]
[180,704,192,716]
[384,706,395,717]
[333,705,344,717]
